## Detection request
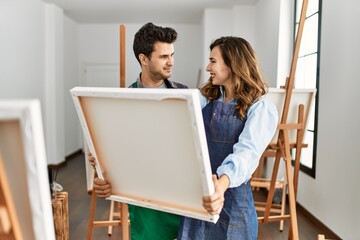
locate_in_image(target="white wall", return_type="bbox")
[0,1,45,105]
[276,0,293,88]
[44,3,65,165]
[0,0,68,165]
[171,24,202,88]
[201,9,233,84]
[296,0,360,239]
[0,0,59,164]
[254,0,281,87]
[78,23,202,89]
[232,6,256,48]
[200,2,280,87]
[64,16,81,155]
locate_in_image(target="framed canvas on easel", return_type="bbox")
[0,100,55,240]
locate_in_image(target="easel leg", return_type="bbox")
[263,150,282,220]
[285,159,299,240]
[283,131,299,240]
[121,203,129,240]
[87,190,97,240]
[280,177,287,232]
[108,200,115,235]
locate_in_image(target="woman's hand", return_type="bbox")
[93,177,112,198]
[202,174,230,215]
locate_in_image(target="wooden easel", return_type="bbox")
[52,192,69,240]
[0,152,22,240]
[113,23,130,239]
[87,24,130,240]
[251,0,310,239]
[252,87,316,237]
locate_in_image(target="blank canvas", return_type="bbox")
[265,88,317,144]
[0,100,55,240]
[71,87,218,223]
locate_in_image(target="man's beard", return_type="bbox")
[151,68,172,80]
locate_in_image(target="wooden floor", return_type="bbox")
[55,152,338,240]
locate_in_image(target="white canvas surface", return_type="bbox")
[71,87,219,223]
[0,100,55,240]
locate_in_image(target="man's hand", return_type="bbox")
[88,151,96,168]
[93,177,112,198]
[87,151,112,198]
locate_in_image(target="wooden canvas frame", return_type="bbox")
[0,100,55,240]
[71,87,219,223]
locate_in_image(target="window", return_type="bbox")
[293,0,322,177]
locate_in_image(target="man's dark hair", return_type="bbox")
[133,22,177,65]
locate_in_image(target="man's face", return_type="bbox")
[146,42,175,80]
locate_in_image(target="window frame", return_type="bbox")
[292,0,322,178]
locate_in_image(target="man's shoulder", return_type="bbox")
[128,81,137,88]
[129,79,188,89]
[165,79,188,89]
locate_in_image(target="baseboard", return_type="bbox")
[257,188,342,239]
[48,149,83,170]
[296,202,342,240]
[48,161,67,170]
[65,149,83,161]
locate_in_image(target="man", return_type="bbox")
[129,22,187,89]
[90,22,187,240]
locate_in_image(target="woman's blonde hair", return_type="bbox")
[200,36,267,119]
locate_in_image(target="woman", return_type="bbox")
[177,37,278,239]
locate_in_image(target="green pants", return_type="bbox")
[129,205,181,240]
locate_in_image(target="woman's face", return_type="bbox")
[206,46,232,88]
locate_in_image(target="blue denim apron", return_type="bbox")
[177,100,258,240]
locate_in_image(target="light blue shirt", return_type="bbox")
[198,89,278,188]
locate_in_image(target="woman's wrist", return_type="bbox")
[218,174,230,193]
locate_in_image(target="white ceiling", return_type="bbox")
[43,0,259,24]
